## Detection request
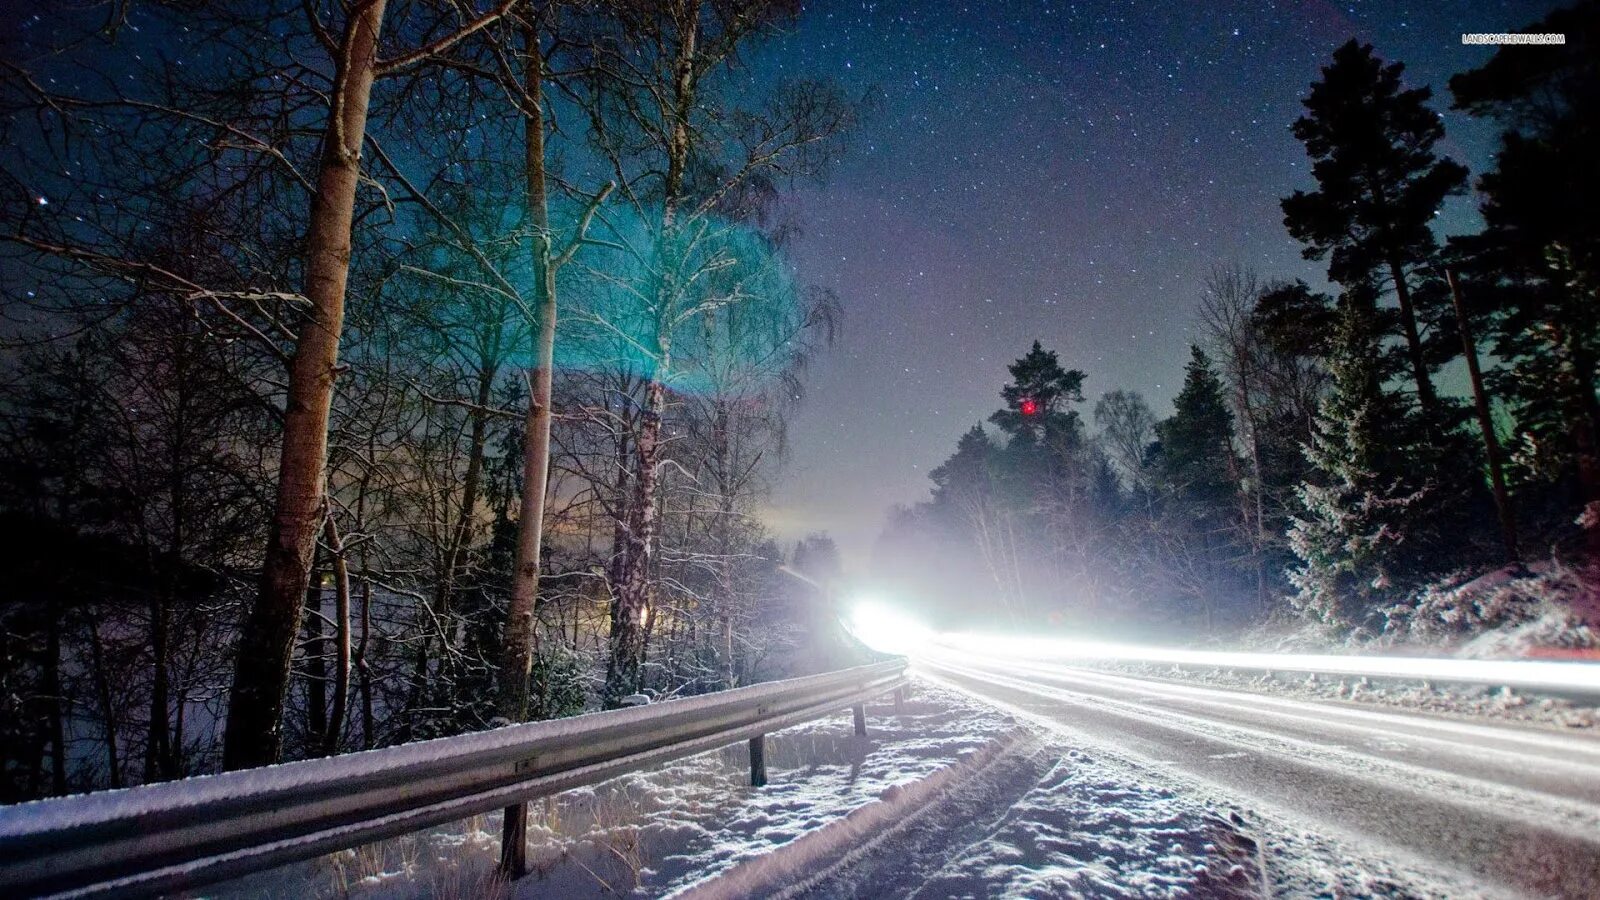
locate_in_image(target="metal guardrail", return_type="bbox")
[0,659,908,899]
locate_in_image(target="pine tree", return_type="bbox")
[1450,2,1600,541]
[958,342,1098,620]
[989,341,1087,451]
[1281,40,1468,424]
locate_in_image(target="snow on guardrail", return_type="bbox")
[0,659,907,899]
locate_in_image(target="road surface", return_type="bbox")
[749,656,1600,898]
[893,656,1600,898]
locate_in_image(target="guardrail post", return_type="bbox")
[853,703,867,736]
[499,802,528,879]
[893,685,906,715]
[749,735,767,787]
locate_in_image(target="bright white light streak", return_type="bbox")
[932,633,1600,697]
[846,601,934,656]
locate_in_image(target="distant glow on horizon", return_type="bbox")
[930,633,1600,696]
[847,600,934,656]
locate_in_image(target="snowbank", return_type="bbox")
[1387,560,1600,657]
[1103,561,1600,728]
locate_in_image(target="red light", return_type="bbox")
[1019,398,1039,416]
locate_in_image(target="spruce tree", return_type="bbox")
[1150,347,1249,626]
[1289,300,1428,628]
[1155,346,1241,507]
[930,426,1003,507]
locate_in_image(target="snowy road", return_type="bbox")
[913,656,1600,898]
[212,664,1600,898]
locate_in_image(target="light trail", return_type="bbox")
[927,631,1600,699]
[839,599,1600,895]
[840,597,1600,699]
[970,653,1600,760]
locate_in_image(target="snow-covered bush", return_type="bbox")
[1381,561,1600,653]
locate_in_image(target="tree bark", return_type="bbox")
[440,363,497,614]
[499,21,558,880]
[145,590,172,782]
[1388,258,1440,419]
[711,399,737,689]
[223,0,389,771]
[499,22,555,727]
[305,563,327,751]
[497,17,613,730]
[45,609,67,795]
[86,616,121,789]
[603,3,697,709]
[323,513,352,756]
[358,568,375,750]
[1446,270,1518,564]
[606,372,666,707]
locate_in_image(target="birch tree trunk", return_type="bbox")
[606,370,666,706]
[500,21,555,726]
[223,0,389,771]
[602,4,697,709]
[498,19,576,878]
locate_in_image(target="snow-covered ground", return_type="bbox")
[190,565,1600,899]
[660,676,1497,899]
[207,673,1533,899]
[211,683,1015,899]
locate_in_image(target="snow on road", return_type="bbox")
[916,659,1600,898]
[691,695,1478,899]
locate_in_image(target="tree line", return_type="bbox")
[0,0,855,804]
[879,4,1599,642]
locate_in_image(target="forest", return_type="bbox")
[0,0,1595,809]
[0,0,858,802]
[875,8,1599,643]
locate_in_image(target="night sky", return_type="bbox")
[755,0,1563,566]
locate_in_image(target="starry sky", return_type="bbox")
[753,0,1564,567]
